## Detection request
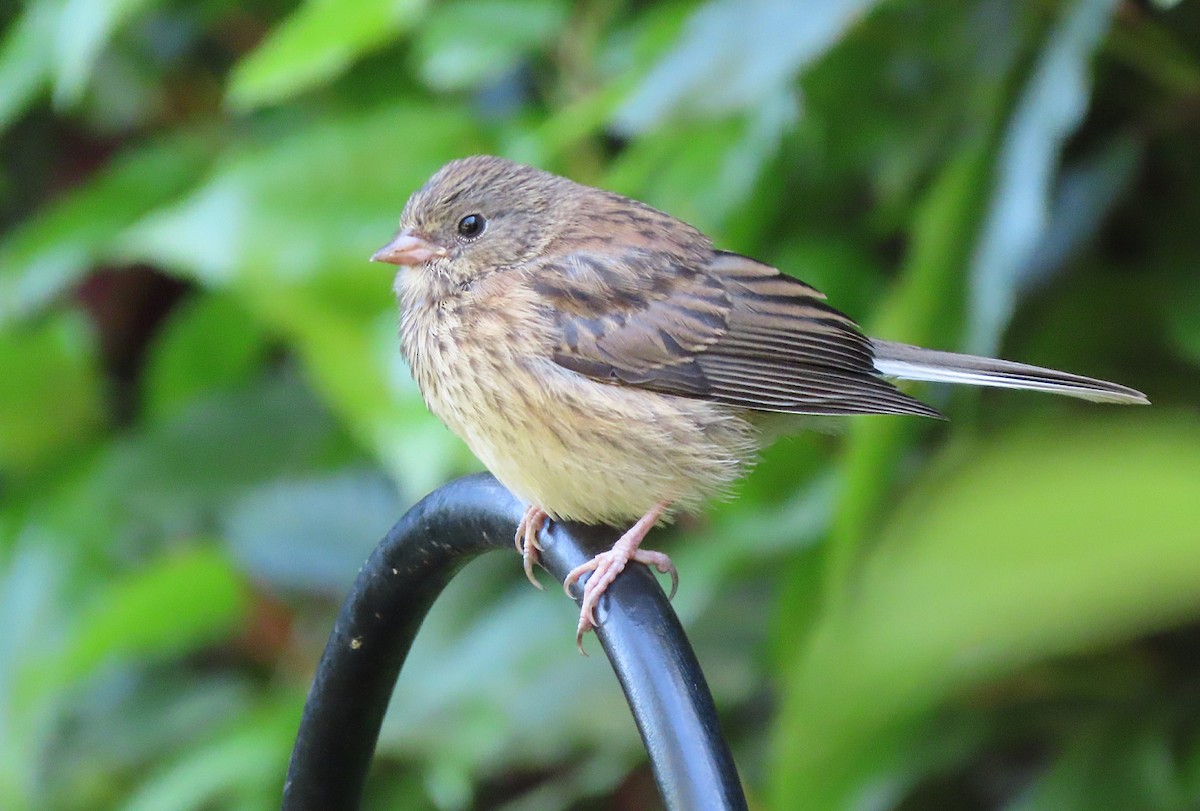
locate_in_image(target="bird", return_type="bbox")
[371,155,1149,652]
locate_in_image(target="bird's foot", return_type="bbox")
[562,502,674,655]
[514,505,548,589]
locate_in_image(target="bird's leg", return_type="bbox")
[563,501,677,654]
[515,505,548,590]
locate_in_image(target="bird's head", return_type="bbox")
[372,155,566,290]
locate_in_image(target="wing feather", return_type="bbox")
[537,249,941,418]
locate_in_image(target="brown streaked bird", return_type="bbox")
[372,155,1149,652]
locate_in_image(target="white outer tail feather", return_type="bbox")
[870,339,1149,406]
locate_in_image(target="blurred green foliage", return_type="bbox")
[1,0,1199,808]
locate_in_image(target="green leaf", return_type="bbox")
[1167,272,1200,366]
[226,0,428,111]
[117,105,480,485]
[141,293,269,422]
[0,0,58,132]
[31,547,248,694]
[613,0,882,133]
[101,372,346,534]
[966,0,1119,355]
[0,132,217,327]
[768,138,995,808]
[604,89,797,235]
[0,312,103,476]
[51,0,166,106]
[0,540,72,807]
[1010,718,1194,811]
[1107,11,1200,94]
[121,698,299,811]
[1024,134,1142,283]
[118,105,475,286]
[415,0,568,91]
[773,415,1200,808]
[243,293,475,493]
[822,135,993,599]
[223,470,400,595]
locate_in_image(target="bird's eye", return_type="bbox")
[457,214,486,239]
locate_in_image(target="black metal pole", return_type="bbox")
[282,472,746,810]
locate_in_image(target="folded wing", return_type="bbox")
[536,249,941,418]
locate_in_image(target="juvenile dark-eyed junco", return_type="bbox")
[372,155,1148,652]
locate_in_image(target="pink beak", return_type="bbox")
[370,230,447,266]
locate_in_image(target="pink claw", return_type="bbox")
[515,505,548,590]
[562,502,673,654]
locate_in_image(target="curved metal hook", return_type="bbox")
[282,472,746,810]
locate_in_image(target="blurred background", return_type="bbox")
[2,0,1199,808]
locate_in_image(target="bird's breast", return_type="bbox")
[399,288,548,429]
[398,288,757,525]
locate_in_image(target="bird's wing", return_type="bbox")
[535,249,941,417]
